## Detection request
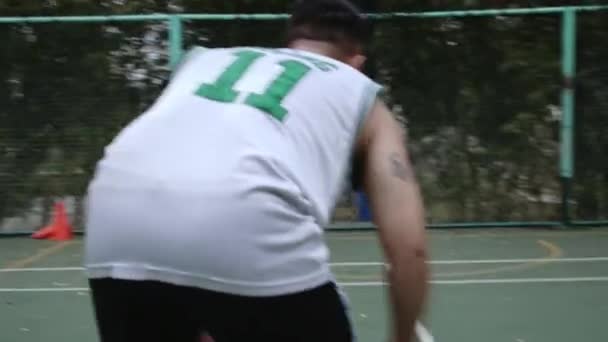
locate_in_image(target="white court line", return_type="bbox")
[0,287,89,292]
[3,256,608,273]
[416,321,435,342]
[332,256,608,266]
[0,267,84,272]
[430,256,608,265]
[342,276,608,287]
[3,276,608,292]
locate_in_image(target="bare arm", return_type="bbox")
[354,100,429,342]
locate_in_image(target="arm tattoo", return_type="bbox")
[389,152,413,182]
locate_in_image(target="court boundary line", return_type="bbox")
[337,239,562,281]
[326,229,608,240]
[342,276,608,286]
[4,256,608,273]
[3,276,608,292]
[2,241,74,269]
[0,267,84,272]
[434,239,562,278]
[336,255,608,266]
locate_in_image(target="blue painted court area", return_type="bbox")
[2,228,608,341]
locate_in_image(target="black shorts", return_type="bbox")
[89,278,354,342]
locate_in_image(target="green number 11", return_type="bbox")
[195,50,311,121]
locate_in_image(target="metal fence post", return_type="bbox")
[168,15,183,71]
[560,9,577,227]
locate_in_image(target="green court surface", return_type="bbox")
[2,228,608,341]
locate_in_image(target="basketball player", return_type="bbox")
[84,0,428,341]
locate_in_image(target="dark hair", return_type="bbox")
[287,0,372,53]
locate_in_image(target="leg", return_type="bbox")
[89,278,202,342]
[207,282,354,342]
[263,282,355,342]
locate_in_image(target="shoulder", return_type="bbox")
[172,46,210,74]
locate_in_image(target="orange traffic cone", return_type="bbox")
[32,201,73,241]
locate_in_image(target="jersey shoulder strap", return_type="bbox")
[171,46,209,78]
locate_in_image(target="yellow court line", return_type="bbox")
[537,239,562,258]
[336,239,563,281]
[2,241,75,270]
[429,239,563,278]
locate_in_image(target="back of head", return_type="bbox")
[287,0,371,56]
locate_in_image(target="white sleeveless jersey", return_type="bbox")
[85,47,382,296]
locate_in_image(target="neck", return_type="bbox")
[288,40,344,61]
